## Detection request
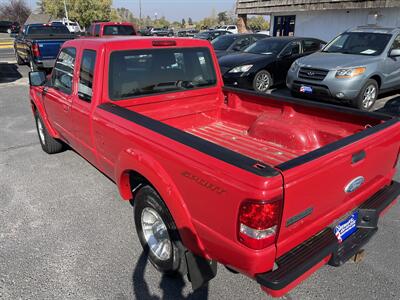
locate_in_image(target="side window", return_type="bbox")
[94,24,100,37]
[391,35,400,50]
[281,41,300,56]
[78,50,97,102]
[303,39,320,53]
[52,47,76,95]
[234,37,251,50]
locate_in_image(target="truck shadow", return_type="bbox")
[132,251,209,300]
[0,63,22,83]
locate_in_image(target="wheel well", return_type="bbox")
[370,75,381,88]
[122,170,151,204]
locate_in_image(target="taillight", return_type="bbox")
[238,199,282,250]
[32,43,40,57]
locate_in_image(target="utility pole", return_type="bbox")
[63,0,69,21]
[139,0,142,27]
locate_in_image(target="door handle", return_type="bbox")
[63,104,70,112]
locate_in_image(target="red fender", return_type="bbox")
[114,148,209,258]
[30,87,59,138]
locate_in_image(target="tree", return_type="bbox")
[248,16,269,31]
[181,18,185,27]
[188,17,193,26]
[41,0,113,28]
[0,0,31,25]
[217,11,227,24]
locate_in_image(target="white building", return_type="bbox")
[236,0,400,42]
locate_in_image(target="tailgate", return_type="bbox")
[36,40,68,59]
[275,118,400,257]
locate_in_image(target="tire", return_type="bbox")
[29,58,38,71]
[15,51,24,65]
[253,70,273,93]
[354,79,378,111]
[34,111,64,154]
[134,185,186,276]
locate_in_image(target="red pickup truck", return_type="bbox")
[28,37,400,297]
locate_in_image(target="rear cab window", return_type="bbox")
[78,50,97,102]
[108,47,217,100]
[103,25,135,36]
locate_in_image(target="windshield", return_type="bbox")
[212,35,238,50]
[322,32,392,56]
[27,25,70,35]
[244,39,285,55]
[103,25,135,36]
[109,47,217,100]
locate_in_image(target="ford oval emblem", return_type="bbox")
[344,176,365,193]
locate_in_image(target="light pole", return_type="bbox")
[63,0,69,21]
[139,0,142,27]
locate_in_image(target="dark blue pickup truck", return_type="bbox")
[14,23,75,70]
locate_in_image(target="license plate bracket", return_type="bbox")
[333,211,358,243]
[299,85,313,94]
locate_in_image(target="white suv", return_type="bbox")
[220,25,238,34]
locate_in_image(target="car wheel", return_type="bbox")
[134,185,186,276]
[34,111,64,154]
[29,59,38,71]
[15,51,24,65]
[355,79,378,111]
[253,70,273,93]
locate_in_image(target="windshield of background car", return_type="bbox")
[322,32,392,56]
[109,47,217,100]
[103,25,135,35]
[244,39,286,55]
[212,35,238,50]
[27,25,70,35]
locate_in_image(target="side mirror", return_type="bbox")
[29,71,46,86]
[389,48,400,57]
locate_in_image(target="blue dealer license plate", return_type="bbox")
[299,85,313,94]
[334,211,358,243]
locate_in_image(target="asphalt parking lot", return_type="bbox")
[0,59,399,299]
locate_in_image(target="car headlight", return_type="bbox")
[228,64,253,73]
[290,61,301,72]
[335,67,366,78]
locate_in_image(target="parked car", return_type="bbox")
[212,33,267,58]
[52,18,82,33]
[86,22,136,37]
[219,36,325,93]
[28,36,400,297]
[14,23,75,70]
[287,26,400,110]
[177,29,199,37]
[219,25,238,34]
[0,20,12,33]
[138,26,153,36]
[9,22,20,34]
[194,30,232,41]
[150,27,174,36]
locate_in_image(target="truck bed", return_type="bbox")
[126,88,382,167]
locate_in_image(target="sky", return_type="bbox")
[114,0,237,22]
[3,0,238,22]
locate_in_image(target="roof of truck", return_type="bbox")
[65,36,212,49]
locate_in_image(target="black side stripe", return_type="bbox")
[98,103,280,177]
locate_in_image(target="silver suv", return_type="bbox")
[287,26,400,110]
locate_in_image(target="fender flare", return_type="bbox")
[115,148,209,257]
[30,88,59,138]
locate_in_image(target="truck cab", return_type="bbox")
[85,22,136,37]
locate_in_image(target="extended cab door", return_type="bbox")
[43,47,76,143]
[69,48,98,165]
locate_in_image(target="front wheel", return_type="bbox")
[34,112,64,154]
[253,70,273,93]
[134,185,186,276]
[354,79,378,111]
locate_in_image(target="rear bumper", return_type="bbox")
[35,58,56,69]
[256,181,400,294]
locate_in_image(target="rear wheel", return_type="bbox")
[354,79,378,111]
[253,70,273,93]
[34,111,64,154]
[134,185,186,276]
[15,51,23,65]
